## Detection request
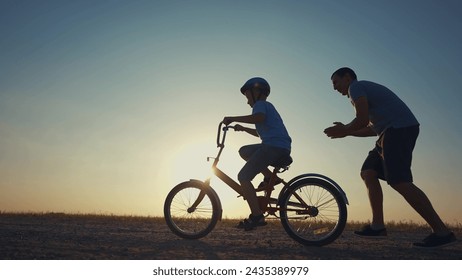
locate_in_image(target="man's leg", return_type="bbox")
[361,169,385,228]
[390,182,450,235]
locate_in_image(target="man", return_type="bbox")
[324,67,456,248]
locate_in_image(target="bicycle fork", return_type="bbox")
[187,190,206,213]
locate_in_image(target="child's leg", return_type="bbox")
[238,144,290,215]
[240,181,263,216]
[240,145,278,179]
[238,145,269,216]
[238,144,261,161]
[261,168,273,178]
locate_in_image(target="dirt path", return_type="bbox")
[0,213,460,260]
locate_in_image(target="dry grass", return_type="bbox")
[347,219,461,231]
[2,211,459,228]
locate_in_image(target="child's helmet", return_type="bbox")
[240,77,270,96]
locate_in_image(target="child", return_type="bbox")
[223,77,292,231]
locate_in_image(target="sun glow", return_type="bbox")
[169,140,215,185]
[166,135,258,219]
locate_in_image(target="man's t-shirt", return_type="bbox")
[252,100,292,151]
[349,80,419,135]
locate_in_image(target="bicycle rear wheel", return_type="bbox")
[279,178,347,246]
[164,180,221,239]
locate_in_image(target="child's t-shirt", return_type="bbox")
[252,100,291,151]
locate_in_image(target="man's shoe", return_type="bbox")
[236,214,267,231]
[354,225,387,238]
[413,232,457,249]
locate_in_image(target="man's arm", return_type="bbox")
[350,126,377,137]
[324,96,371,138]
[345,96,370,132]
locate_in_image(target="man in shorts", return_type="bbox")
[324,67,456,248]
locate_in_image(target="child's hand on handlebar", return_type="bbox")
[222,117,234,125]
[234,124,245,131]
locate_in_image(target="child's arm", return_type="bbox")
[234,124,259,137]
[222,113,265,137]
[223,113,265,125]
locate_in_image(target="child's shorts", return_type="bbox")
[238,144,291,182]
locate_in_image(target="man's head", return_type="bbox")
[331,67,357,97]
[240,77,270,107]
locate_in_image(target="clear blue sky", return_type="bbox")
[1,0,461,224]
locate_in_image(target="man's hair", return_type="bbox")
[331,67,358,80]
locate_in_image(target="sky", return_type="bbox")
[1,0,461,224]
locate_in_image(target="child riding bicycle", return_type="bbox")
[222,77,292,231]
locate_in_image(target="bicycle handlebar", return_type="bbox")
[217,122,235,148]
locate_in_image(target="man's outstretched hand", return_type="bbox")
[324,122,348,139]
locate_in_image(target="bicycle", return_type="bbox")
[164,122,348,246]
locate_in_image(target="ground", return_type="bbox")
[0,213,460,260]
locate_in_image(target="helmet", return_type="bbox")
[240,77,270,96]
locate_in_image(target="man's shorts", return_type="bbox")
[361,125,419,185]
[238,144,291,182]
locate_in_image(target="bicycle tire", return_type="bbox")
[279,178,347,246]
[164,181,221,239]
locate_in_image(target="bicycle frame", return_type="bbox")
[199,122,304,216]
[187,123,242,214]
[165,122,349,245]
[205,122,244,197]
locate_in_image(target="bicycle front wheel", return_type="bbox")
[279,178,347,246]
[164,180,221,239]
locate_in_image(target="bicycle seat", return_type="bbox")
[271,155,293,169]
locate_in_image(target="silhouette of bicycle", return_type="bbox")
[164,122,348,246]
